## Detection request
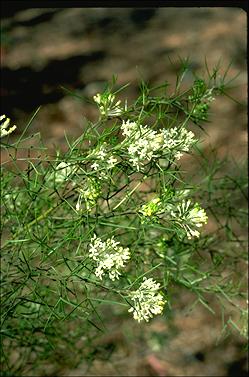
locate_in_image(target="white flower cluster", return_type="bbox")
[93,92,123,117]
[0,115,17,138]
[52,161,77,184]
[121,120,163,171]
[90,144,118,180]
[161,127,196,160]
[170,199,208,239]
[139,192,208,239]
[89,234,131,280]
[76,179,101,212]
[128,277,166,322]
[121,120,196,171]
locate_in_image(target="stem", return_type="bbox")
[112,178,145,210]
[25,207,55,228]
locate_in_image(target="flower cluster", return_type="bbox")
[170,199,208,239]
[128,277,166,322]
[0,115,17,138]
[161,127,196,160]
[90,144,118,180]
[139,197,162,224]
[89,234,131,280]
[76,179,101,212]
[93,92,123,117]
[121,120,163,171]
[121,120,196,171]
[139,192,208,239]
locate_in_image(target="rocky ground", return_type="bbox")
[1,6,248,376]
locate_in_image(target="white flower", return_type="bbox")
[89,234,130,280]
[170,199,208,239]
[107,156,118,168]
[121,120,138,137]
[93,92,123,117]
[0,115,17,138]
[89,144,118,180]
[97,149,107,160]
[161,127,196,160]
[91,162,100,170]
[128,277,166,322]
[121,120,163,171]
[121,120,196,171]
[93,93,102,104]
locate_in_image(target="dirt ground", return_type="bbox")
[1,6,248,377]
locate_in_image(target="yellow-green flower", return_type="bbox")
[139,197,162,223]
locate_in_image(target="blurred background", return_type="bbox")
[1,6,248,376]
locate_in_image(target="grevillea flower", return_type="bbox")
[128,277,166,322]
[89,144,118,180]
[121,120,196,170]
[89,234,130,280]
[121,120,163,171]
[170,199,208,239]
[161,127,196,160]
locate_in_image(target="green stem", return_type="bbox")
[25,206,55,228]
[113,177,146,210]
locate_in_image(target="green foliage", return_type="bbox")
[0,61,247,375]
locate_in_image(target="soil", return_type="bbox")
[1,6,248,377]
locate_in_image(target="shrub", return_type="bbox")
[1,62,247,376]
